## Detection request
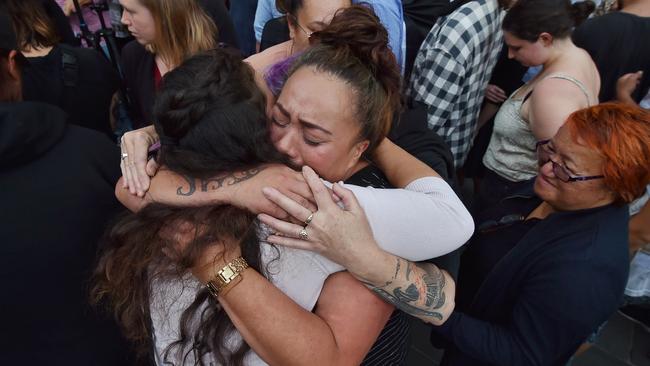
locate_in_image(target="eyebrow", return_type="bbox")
[550,140,579,171]
[276,102,333,135]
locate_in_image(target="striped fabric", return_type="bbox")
[362,310,411,366]
[346,166,411,366]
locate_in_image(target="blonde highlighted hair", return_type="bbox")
[139,0,218,68]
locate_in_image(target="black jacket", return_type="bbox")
[22,45,120,139]
[0,102,134,365]
[434,196,630,366]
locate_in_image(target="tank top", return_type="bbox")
[483,74,592,182]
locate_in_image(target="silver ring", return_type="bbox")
[298,228,309,240]
[304,213,314,226]
[121,152,128,160]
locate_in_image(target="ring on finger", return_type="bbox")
[121,152,129,160]
[304,213,314,226]
[298,228,309,240]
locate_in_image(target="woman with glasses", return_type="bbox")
[265,102,650,366]
[479,0,600,209]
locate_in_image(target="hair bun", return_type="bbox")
[571,0,595,26]
[311,5,393,74]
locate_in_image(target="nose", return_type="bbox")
[539,159,555,178]
[274,130,303,166]
[120,11,130,26]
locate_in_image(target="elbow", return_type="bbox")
[457,206,475,245]
[115,177,147,212]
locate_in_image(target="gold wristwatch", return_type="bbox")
[206,257,249,298]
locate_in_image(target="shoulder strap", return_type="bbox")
[59,44,79,88]
[544,74,592,106]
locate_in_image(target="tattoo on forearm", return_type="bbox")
[176,168,266,197]
[372,288,444,321]
[405,261,413,281]
[393,258,401,280]
[371,261,448,323]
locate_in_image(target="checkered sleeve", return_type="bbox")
[408,47,466,163]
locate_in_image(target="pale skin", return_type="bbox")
[119,0,172,74]
[504,32,600,141]
[121,63,456,364]
[258,162,456,325]
[616,71,644,105]
[62,0,92,16]
[245,0,350,118]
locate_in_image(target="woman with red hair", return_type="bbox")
[265,102,650,366]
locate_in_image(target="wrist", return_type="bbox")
[349,245,395,286]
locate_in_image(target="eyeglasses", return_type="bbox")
[536,140,604,183]
[290,14,313,39]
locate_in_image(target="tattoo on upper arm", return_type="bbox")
[176,168,266,197]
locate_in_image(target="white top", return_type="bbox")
[151,177,474,365]
[483,74,592,182]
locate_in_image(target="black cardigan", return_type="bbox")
[435,197,630,366]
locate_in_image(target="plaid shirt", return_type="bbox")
[407,0,504,167]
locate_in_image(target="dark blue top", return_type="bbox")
[434,197,630,366]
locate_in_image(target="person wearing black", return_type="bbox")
[39,0,79,46]
[431,104,650,366]
[4,0,119,140]
[0,12,136,365]
[119,0,238,128]
[573,0,650,103]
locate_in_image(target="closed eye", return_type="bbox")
[303,137,322,146]
[272,116,289,127]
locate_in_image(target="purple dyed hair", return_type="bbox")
[264,53,301,96]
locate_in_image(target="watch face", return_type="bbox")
[219,266,236,282]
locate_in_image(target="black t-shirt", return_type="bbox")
[21,45,120,139]
[573,12,650,103]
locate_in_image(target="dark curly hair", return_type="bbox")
[91,49,288,366]
[503,0,595,42]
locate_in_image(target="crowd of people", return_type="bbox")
[1,0,649,366]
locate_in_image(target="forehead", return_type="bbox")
[119,0,141,10]
[503,31,528,46]
[299,0,350,23]
[278,66,358,132]
[552,125,603,169]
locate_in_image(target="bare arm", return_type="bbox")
[528,78,591,141]
[261,167,457,325]
[374,138,440,187]
[617,71,644,106]
[630,199,650,253]
[191,244,392,365]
